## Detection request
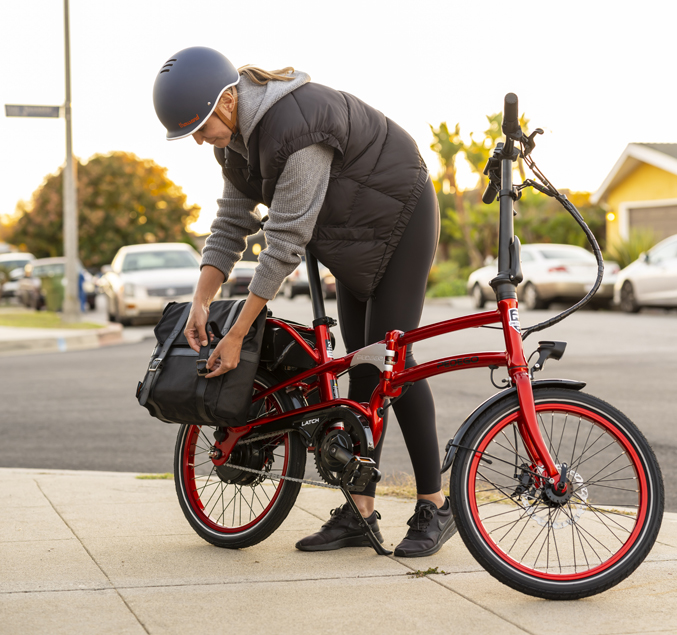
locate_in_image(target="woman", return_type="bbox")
[153,46,455,557]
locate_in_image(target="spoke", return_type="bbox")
[588,446,632,481]
[585,505,629,544]
[550,507,563,574]
[568,501,589,570]
[215,487,237,524]
[576,501,640,521]
[532,508,552,569]
[580,483,638,493]
[497,430,530,464]
[560,505,613,556]
[213,482,227,524]
[570,417,582,468]
[202,477,225,512]
[499,503,536,545]
[570,431,607,473]
[198,466,216,497]
[520,518,549,562]
[555,413,568,464]
[477,495,514,507]
[571,424,597,474]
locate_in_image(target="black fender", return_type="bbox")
[440,378,586,474]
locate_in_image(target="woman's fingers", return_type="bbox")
[184,305,210,352]
[204,334,242,378]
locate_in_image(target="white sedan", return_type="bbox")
[614,233,677,312]
[99,243,204,324]
[467,243,619,310]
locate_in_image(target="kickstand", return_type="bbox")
[339,486,393,556]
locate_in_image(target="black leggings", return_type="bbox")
[336,178,440,498]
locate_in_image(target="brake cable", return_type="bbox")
[516,139,605,341]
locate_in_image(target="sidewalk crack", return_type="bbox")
[34,479,150,635]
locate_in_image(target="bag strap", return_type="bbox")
[138,302,192,406]
[195,299,246,423]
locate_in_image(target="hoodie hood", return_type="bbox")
[228,70,310,157]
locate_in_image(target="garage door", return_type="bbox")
[628,204,677,241]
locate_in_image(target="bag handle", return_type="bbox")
[138,302,192,406]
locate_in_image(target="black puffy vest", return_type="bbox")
[214,82,428,301]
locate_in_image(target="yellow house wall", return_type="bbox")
[605,164,677,245]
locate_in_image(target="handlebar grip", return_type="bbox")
[482,181,499,204]
[503,93,519,134]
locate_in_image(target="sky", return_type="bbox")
[2,0,676,235]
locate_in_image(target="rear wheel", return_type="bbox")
[620,281,640,313]
[174,368,305,549]
[450,387,664,600]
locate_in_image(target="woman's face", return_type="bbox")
[192,89,237,148]
[192,115,232,148]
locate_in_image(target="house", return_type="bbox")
[591,143,677,245]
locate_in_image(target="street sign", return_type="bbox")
[5,104,62,118]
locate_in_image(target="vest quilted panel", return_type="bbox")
[215,82,427,301]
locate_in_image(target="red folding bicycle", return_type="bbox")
[173,94,664,600]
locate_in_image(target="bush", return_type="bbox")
[427,260,469,297]
[606,230,658,270]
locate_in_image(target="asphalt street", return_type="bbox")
[1,295,676,511]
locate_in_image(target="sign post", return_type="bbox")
[4,0,80,322]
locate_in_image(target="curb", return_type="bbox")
[0,322,123,356]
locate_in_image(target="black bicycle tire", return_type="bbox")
[450,387,664,600]
[174,367,305,549]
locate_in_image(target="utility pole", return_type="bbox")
[61,0,80,322]
[5,1,80,321]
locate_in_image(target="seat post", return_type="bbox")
[305,250,327,321]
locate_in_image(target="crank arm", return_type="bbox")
[339,486,393,556]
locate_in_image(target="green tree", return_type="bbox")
[430,122,483,268]
[9,152,200,269]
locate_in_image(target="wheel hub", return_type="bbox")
[215,442,268,486]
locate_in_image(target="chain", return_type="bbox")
[236,429,296,445]
[223,460,341,489]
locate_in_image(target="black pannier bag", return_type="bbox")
[137,299,267,427]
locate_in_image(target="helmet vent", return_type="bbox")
[160,69,170,73]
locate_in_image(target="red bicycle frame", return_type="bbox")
[209,299,561,485]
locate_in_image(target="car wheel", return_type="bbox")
[221,283,232,298]
[471,283,486,309]
[620,281,640,313]
[114,299,131,326]
[283,282,295,299]
[522,282,546,310]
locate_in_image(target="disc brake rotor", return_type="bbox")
[521,464,588,529]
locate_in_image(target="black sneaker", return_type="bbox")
[393,497,456,558]
[295,503,384,551]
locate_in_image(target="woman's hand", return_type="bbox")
[204,330,244,378]
[184,303,210,353]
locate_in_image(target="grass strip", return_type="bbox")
[0,311,104,329]
[136,473,174,480]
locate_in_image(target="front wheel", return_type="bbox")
[174,368,305,549]
[471,283,486,309]
[450,387,664,600]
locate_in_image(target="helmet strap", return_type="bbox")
[213,89,239,140]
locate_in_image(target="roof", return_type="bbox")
[591,143,677,204]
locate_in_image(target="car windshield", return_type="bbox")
[121,250,199,272]
[537,248,595,263]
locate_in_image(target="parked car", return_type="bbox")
[467,243,619,310]
[0,252,34,298]
[99,243,203,325]
[614,233,677,312]
[221,261,257,297]
[281,258,335,299]
[16,257,96,310]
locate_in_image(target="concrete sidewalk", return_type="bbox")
[1,468,676,635]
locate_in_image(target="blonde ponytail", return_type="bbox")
[237,65,295,85]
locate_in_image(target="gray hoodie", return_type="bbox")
[200,72,335,300]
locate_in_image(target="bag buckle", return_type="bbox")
[148,358,162,372]
[196,359,210,376]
